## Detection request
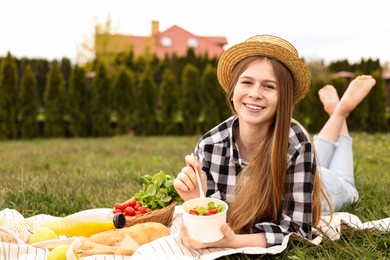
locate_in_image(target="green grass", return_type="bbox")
[1,133,389,259]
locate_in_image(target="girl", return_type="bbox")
[174,34,375,248]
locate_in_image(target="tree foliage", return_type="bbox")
[0,52,388,139]
[19,65,39,138]
[181,64,202,135]
[0,52,19,139]
[366,70,387,132]
[44,60,65,137]
[159,68,180,135]
[134,66,157,135]
[200,64,229,133]
[112,65,136,134]
[90,62,112,136]
[68,65,90,137]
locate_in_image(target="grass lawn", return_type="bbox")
[1,133,389,259]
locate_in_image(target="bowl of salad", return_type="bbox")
[182,197,228,243]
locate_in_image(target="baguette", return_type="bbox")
[81,222,170,256]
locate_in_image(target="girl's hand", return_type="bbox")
[180,223,235,249]
[174,154,207,201]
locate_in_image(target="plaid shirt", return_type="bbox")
[194,116,316,247]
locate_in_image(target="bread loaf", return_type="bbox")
[81,222,170,256]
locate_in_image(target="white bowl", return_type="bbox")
[182,197,228,243]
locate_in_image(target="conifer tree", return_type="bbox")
[357,58,381,74]
[122,49,136,71]
[19,65,39,138]
[366,71,387,132]
[200,64,225,132]
[329,59,350,73]
[0,52,19,139]
[347,71,369,131]
[134,66,157,135]
[159,68,179,135]
[60,58,72,134]
[112,65,136,135]
[44,60,65,137]
[68,65,90,137]
[61,57,72,89]
[90,62,112,136]
[181,63,202,135]
[29,59,50,106]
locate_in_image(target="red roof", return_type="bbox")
[152,25,227,59]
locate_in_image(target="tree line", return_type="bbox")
[0,50,388,140]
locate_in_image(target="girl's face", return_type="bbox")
[232,59,278,128]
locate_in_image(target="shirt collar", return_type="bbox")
[227,116,248,167]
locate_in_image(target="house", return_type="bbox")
[95,21,228,60]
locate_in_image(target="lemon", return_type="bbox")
[47,244,80,260]
[28,227,58,244]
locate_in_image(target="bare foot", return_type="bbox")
[336,75,376,116]
[318,84,339,115]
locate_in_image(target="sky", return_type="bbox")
[1,0,389,66]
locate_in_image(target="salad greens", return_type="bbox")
[134,171,183,210]
[193,201,224,216]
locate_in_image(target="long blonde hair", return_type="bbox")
[226,56,332,233]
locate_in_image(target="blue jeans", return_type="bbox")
[314,135,359,215]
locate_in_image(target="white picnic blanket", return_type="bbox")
[1,207,389,260]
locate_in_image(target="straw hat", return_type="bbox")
[217,34,311,104]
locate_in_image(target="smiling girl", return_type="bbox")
[174,35,375,249]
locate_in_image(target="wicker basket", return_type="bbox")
[124,201,177,227]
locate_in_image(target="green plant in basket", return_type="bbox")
[134,171,183,210]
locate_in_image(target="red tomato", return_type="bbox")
[134,210,143,216]
[134,201,142,210]
[124,206,135,216]
[138,207,147,214]
[113,208,122,214]
[127,198,137,208]
[207,208,218,215]
[189,209,199,215]
[121,201,130,208]
[145,208,153,213]
[114,203,123,210]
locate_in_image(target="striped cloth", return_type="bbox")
[1,208,389,260]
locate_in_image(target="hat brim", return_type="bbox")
[217,40,311,104]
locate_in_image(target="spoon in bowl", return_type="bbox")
[191,153,205,198]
